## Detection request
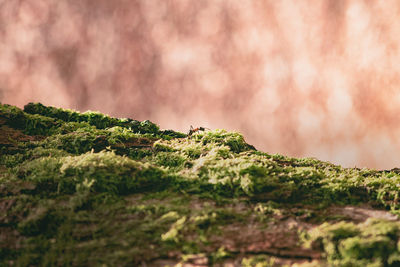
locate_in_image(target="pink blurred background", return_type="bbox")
[1,0,400,169]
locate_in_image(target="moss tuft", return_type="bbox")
[59,150,166,195]
[304,219,400,266]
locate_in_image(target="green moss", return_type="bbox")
[106,126,139,144]
[17,202,65,236]
[17,156,63,194]
[6,102,400,266]
[1,103,26,126]
[160,129,187,138]
[42,129,101,154]
[23,102,164,135]
[24,102,118,129]
[304,219,400,266]
[1,147,69,171]
[155,152,187,168]
[139,119,159,134]
[191,129,255,153]
[59,150,166,195]
[0,103,61,135]
[54,121,93,134]
[241,255,276,267]
[153,139,176,152]
[39,125,155,155]
[253,202,282,222]
[161,215,187,242]
[16,151,166,195]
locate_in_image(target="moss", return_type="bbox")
[241,255,277,267]
[23,102,164,135]
[191,129,255,153]
[304,219,400,266]
[54,121,93,134]
[106,126,139,144]
[24,102,118,129]
[160,129,187,138]
[0,103,61,135]
[253,201,283,223]
[154,152,187,168]
[161,215,187,242]
[15,150,167,195]
[59,150,167,195]
[17,156,63,194]
[39,125,155,156]
[153,139,176,152]
[6,102,400,266]
[17,202,65,237]
[1,103,26,126]
[42,129,101,154]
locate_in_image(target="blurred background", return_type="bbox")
[1,0,400,169]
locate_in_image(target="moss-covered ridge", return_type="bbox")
[2,102,400,266]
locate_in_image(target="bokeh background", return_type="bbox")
[1,0,400,169]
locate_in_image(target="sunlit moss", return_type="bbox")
[304,219,400,266]
[241,255,276,267]
[59,150,167,194]
[5,102,400,266]
[15,150,167,195]
[23,102,163,134]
